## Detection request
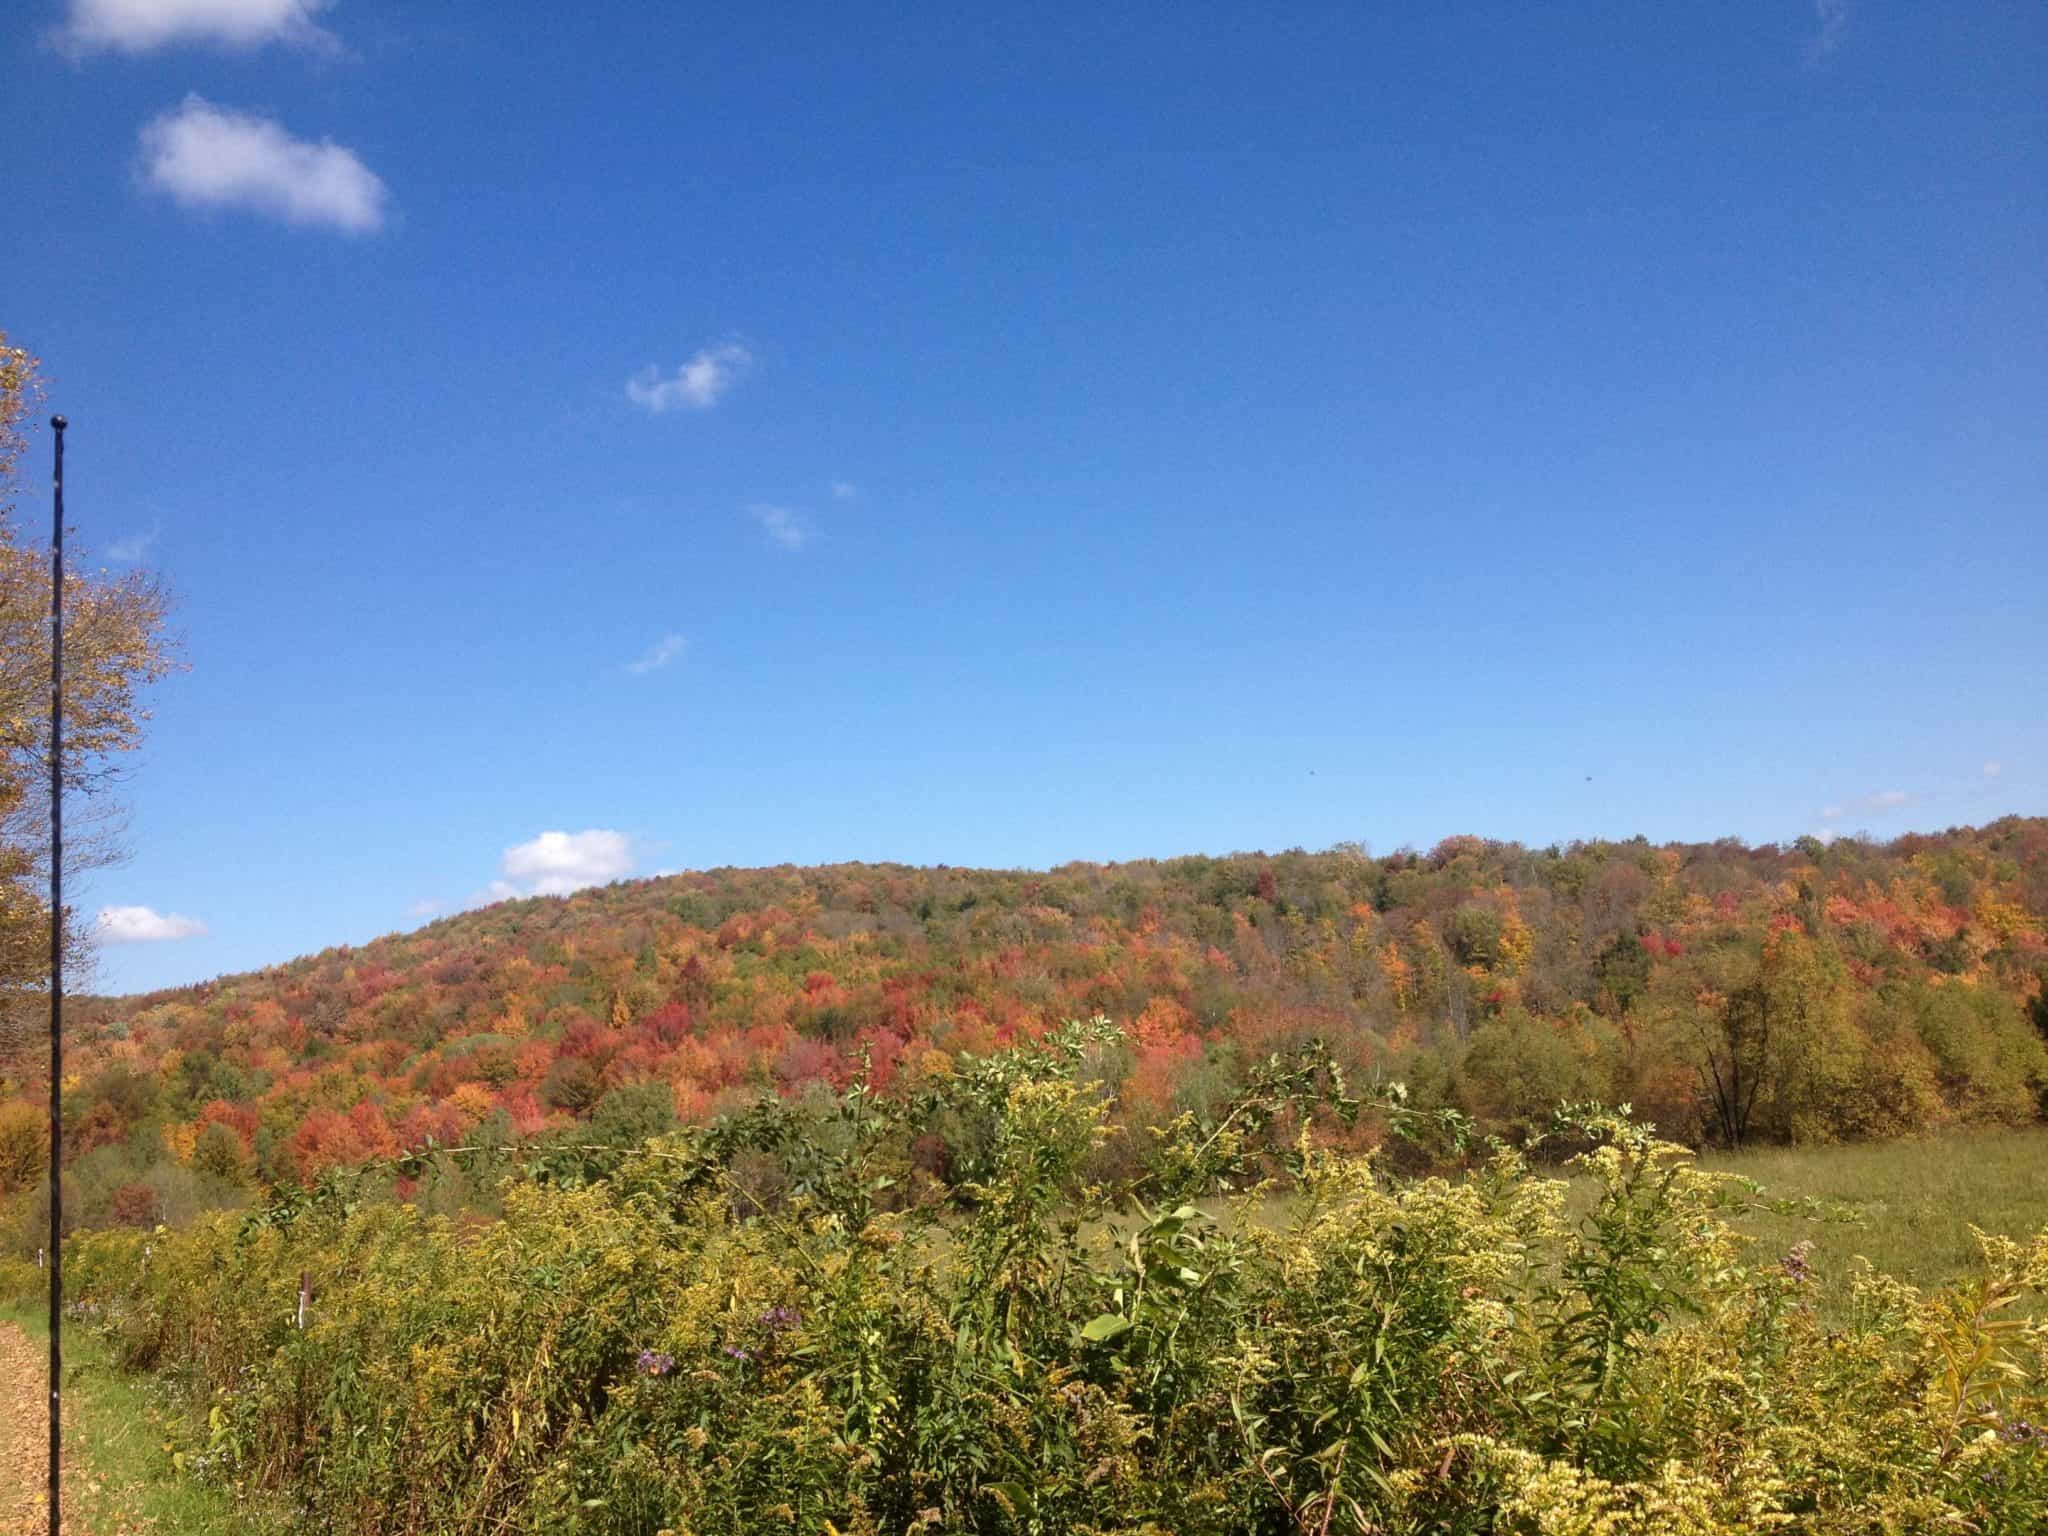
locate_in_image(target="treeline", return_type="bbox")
[3,818,2047,1241]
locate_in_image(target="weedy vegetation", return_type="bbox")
[18,1019,2045,1536]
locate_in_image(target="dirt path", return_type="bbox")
[0,1312,275,1536]
[0,1317,136,1536]
[0,1319,53,1534]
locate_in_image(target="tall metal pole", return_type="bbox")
[48,413,67,1536]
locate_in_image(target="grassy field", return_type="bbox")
[0,1303,287,1536]
[1695,1125,2048,1295]
[1175,1127,2047,1303]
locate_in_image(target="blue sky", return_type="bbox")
[5,0,2043,993]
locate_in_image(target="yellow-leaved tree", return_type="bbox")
[0,331,178,1069]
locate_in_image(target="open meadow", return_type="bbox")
[1698,1126,2048,1295]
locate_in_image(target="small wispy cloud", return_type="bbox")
[1807,0,1850,61]
[97,904,208,943]
[105,516,161,562]
[57,0,335,55]
[140,95,388,234]
[625,342,751,414]
[625,632,686,675]
[407,898,444,919]
[1984,760,2005,779]
[830,480,858,500]
[1813,787,1911,841]
[749,503,814,552]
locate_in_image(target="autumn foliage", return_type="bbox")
[3,819,2047,1237]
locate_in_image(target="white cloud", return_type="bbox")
[625,632,686,675]
[495,829,634,899]
[625,343,751,414]
[1984,760,2005,778]
[1807,0,1850,61]
[140,96,387,234]
[105,517,161,562]
[749,503,813,552]
[830,480,858,500]
[1824,789,1910,821]
[407,898,443,919]
[97,904,208,943]
[1816,789,1911,836]
[59,0,334,54]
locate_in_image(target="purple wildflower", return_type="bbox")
[723,1345,754,1361]
[1778,1242,1814,1287]
[637,1349,674,1377]
[760,1306,802,1333]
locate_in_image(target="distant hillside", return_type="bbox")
[4,820,2047,1237]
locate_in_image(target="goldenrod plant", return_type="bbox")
[43,1023,2048,1534]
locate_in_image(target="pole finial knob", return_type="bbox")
[50,415,67,431]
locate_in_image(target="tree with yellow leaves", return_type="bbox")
[0,331,178,1060]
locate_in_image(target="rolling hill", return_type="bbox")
[4,818,2046,1236]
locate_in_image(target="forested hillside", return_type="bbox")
[4,819,2047,1238]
